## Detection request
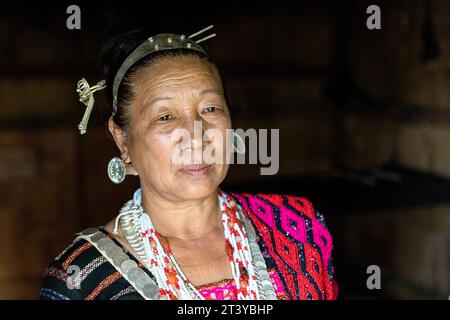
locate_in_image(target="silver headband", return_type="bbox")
[76,25,216,135]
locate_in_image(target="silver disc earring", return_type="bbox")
[232,132,246,154]
[107,157,127,184]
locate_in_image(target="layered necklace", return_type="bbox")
[114,188,277,300]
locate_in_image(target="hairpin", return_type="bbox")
[188,24,216,43]
[76,78,106,134]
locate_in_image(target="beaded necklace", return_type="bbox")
[115,188,278,300]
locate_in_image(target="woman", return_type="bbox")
[40,23,338,300]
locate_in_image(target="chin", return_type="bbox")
[181,176,219,195]
[174,177,221,200]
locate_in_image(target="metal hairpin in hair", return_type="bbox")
[188,24,216,43]
[76,78,106,134]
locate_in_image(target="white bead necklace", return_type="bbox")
[115,188,278,300]
[139,189,259,299]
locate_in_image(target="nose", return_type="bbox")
[186,115,210,148]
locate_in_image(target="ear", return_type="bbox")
[108,116,132,164]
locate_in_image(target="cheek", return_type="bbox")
[206,113,231,134]
[205,119,232,166]
[213,117,232,147]
[135,132,176,171]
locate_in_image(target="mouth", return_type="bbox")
[178,164,214,177]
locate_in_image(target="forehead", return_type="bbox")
[130,55,222,94]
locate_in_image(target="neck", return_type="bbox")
[139,185,222,241]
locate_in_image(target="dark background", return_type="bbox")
[0,0,449,299]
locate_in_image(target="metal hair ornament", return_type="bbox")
[75,25,216,135]
[76,78,106,134]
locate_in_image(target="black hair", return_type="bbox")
[100,21,230,133]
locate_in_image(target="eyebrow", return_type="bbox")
[145,87,222,108]
[146,96,174,107]
[198,87,223,96]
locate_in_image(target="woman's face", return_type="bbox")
[116,55,232,201]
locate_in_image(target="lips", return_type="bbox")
[178,164,213,176]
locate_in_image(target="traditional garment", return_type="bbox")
[40,189,338,300]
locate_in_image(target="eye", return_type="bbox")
[158,114,173,122]
[202,106,217,113]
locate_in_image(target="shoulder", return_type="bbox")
[40,229,141,300]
